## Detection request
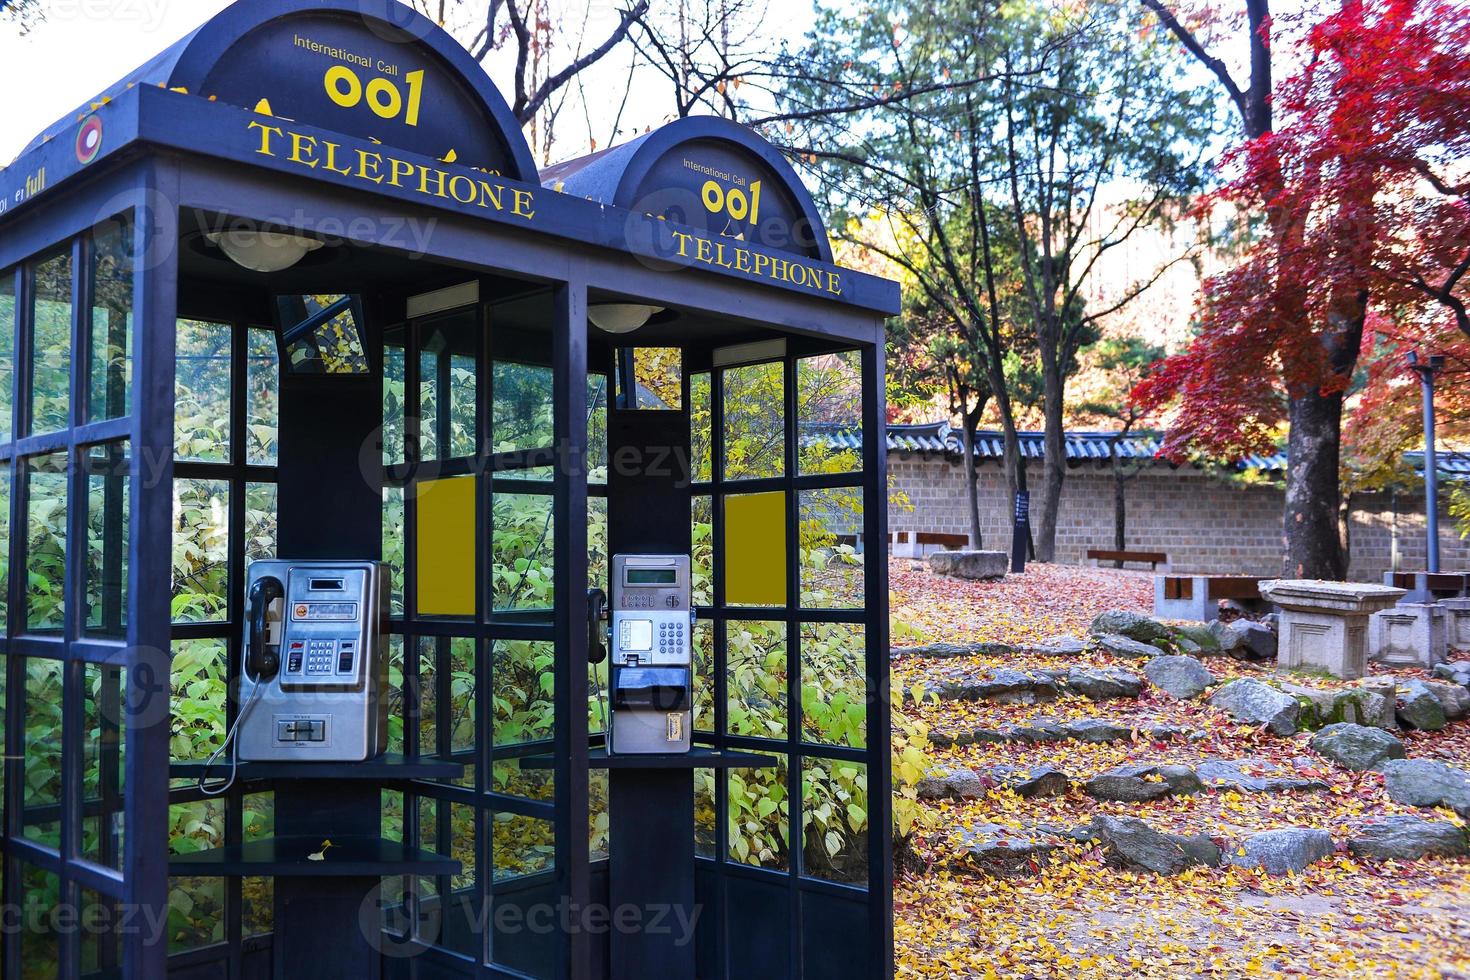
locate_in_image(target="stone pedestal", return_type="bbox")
[1443,599,1470,651]
[1370,603,1448,668]
[928,550,1008,580]
[1258,580,1407,680]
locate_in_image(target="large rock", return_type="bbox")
[927,727,1007,749]
[1348,816,1469,861]
[988,765,1071,799]
[916,767,985,801]
[1066,666,1143,701]
[1432,660,1470,687]
[1378,759,1470,818]
[1090,610,1171,644]
[1087,815,1221,875]
[1085,763,1201,802]
[1172,623,1222,653]
[1352,678,1399,729]
[1424,680,1470,721]
[1145,656,1217,699]
[893,640,1017,660]
[1034,634,1089,656]
[929,550,1008,580]
[1309,723,1406,772]
[921,668,1061,704]
[1097,633,1164,659]
[1058,718,1134,743]
[1208,678,1301,736]
[1211,620,1278,660]
[951,824,1059,878]
[1195,758,1329,794]
[1228,829,1336,876]
[1396,680,1448,731]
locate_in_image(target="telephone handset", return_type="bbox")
[246,576,285,681]
[587,588,608,665]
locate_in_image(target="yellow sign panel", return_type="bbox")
[416,474,476,616]
[724,491,786,606]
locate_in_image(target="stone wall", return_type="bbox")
[887,453,1470,580]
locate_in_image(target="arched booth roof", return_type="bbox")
[542,115,835,264]
[16,0,538,181]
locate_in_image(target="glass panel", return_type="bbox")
[728,752,788,870]
[83,663,126,867]
[491,811,555,882]
[802,758,868,884]
[416,475,476,617]
[168,800,226,951]
[383,326,406,466]
[587,373,609,482]
[416,638,436,758]
[801,623,867,748]
[418,347,439,461]
[172,479,230,623]
[80,889,123,976]
[448,637,477,762]
[590,769,609,861]
[170,638,228,761]
[492,639,554,800]
[724,491,787,607]
[26,453,67,632]
[0,466,11,631]
[245,481,277,562]
[418,310,477,460]
[797,350,863,475]
[20,865,61,978]
[690,372,711,482]
[492,491,554,611]
[799,487,864,609]
[175,319,232,462]
[489,811,557,977]
[243,791,275,937]
[693,618,714,734]
[493,361,553,453]
[246,326,279,465]
[83,442,130,637]
[727,621,787,740]
[588,494,608,594]
[279,294,368,374]
[89,214,134,422]
[386,635,405,754]
[691,494,712,607]
[29,247,72,435]
[722,361,784,480]
[441,803,480,958]
[22,658,63,847]
[695,766,716,858]
[618,347,682,409]
[383,485,404,615]
[0,269,14,441]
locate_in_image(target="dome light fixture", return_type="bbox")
[588,303,663,334]
[206,230,325,273]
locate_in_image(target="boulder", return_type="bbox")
[1097,633,1164,659]
[1348,816,1469,861]
[1086,815,1221,875]
[894,640,1018,660]
[951,824,1059,878]
[1058,718,1134,743]
[1208,678,1301,736]
[922,668,1062,704]
[1085,763,1201,802]
[990,765,1071,799]
[1145,656,1217,699]
[1378,759,1470,818]
[1309,723,1406,772]
[916,767,985,801]
[929,550,1008,580]
[1432,660,1470,687]
[1172,623,1222,653]
[928,727,1007,749]
[1090,610,1171,644]
[1424,680,1470,721]
[1395,680,1448,731]
[1035,635,1089,656]
[1229,620,1279,660]
[1227,829,1336,876]
[1195,758,1329,794]
[1351,678,1399,729]
[1004,720,1068,743]
[1066,666,1144,701]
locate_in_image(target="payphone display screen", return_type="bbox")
[626,568,677,585]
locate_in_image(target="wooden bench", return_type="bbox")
[1155,574,1266,622]
[1385,571,1469,600]
[1086,548,1168,570]
[890,531,971,558]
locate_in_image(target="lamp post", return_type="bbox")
[1406,352,1445,573]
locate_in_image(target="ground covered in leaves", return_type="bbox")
[891,560,1470,979]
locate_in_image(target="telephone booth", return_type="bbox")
[0,1,897,977]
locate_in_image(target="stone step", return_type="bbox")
[890,641,1019,661]
[919,756,1330,804]
[945,814,1466,880]
[914,666,1143,705]
[929,717,1199,749]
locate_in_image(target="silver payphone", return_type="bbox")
[209,560,388,778]
[608,554,694,754]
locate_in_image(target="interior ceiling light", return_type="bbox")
[206,230,325,273]
[588,303,664,334]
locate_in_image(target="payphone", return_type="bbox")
[608,554,694,754]
[201,560,389,791]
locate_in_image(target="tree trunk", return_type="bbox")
[1284,389,1348,579]
[1034,364,1067,562]
[960,412,984,548]
[1114,457,1127,553]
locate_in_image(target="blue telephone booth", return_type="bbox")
[0,2,897,977]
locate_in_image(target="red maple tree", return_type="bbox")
[1134,0,1470,576]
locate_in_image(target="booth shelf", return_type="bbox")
[168,753,464,782]
[168,835,462,878]
[521,748,778,770]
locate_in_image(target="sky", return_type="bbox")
[0,0,814,167]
